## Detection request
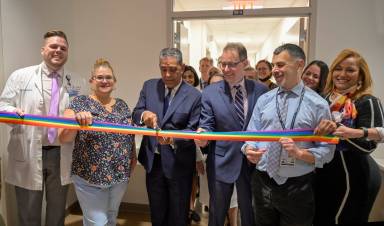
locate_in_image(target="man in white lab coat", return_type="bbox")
[0,30,80,226]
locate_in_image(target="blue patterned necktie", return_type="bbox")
[163,88,172,116]
[234,85,245,129]
[266,91,289,184]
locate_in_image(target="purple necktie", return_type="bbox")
[48,72,59,144]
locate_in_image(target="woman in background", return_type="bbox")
[182,65,200,87]
[59,58,136,226]
[255,59,277,90]
[302,60,329,94]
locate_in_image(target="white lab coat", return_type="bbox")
[0,63,78,190]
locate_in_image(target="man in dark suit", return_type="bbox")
[195,42,268,226]
[132,48,201,226]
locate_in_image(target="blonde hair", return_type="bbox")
[323,49,372,99]
[92,58,116,81]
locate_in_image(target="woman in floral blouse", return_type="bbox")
[59,58,136,226]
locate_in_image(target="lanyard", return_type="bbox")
[275,87,305,130]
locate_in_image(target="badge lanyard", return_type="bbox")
[275,87,305,130]
[275,87,305,166]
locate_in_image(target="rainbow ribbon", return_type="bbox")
[0,112,339,144]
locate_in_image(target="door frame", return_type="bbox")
[166,0,318,60]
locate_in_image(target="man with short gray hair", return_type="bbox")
[133,47,201,226]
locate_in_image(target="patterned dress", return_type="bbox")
[70,95,135,186]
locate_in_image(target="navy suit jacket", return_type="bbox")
[132,79,201,179]
[199,79,268,183]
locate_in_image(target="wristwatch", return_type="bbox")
[360,127,368,138]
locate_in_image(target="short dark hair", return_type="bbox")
[223,42,247,61]
[199,57,213,66]
[256,59,273,71]
[44,30,68,44]
[183,65,199,87]
[159,48,183,64]
[273,43,305,64]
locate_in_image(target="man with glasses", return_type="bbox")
[133,48,201,226]
[195,42,268,226]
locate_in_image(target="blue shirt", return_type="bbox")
[243,81,335,178]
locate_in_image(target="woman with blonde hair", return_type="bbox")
[59,58,136,226]
[314,49,384,225]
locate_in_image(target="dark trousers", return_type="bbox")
[146,154,193,226]
[252,170,315,226]
[15,147,69,226]
[208,157,255,226]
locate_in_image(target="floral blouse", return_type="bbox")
[70,95,135,186]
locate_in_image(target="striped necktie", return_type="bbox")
[234,85,245,128]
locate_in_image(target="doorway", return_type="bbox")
[168,0,315,71]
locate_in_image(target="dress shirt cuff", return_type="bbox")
[308,148,328,168]
[241,143,251,155]
[170,141,176,150]
[376,127,384,142]
[196,146,204,161]
[140,112,145,125]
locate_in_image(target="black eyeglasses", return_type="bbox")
[219,60,243,69]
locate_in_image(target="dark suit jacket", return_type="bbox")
[199,79,268,183]
[132,79,201,179]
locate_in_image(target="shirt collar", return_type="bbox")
[231,78,245,90]
[165,78,182,95]
[41,62,63,78]
[278,80,304,96]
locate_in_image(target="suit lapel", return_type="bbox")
[245,80,256,128]
[218,81,239,125]
[157,80,166,122]
[33,65,43,98]
[162,82,187,124]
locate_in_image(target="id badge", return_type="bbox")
[64,74,82,98]
[66,85,81,98]
[280,150,295,166]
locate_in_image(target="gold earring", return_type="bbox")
[357,81,362,90]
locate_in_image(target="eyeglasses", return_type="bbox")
[160,66,178,73]
[93,75,114,82]
[219,60,242,69]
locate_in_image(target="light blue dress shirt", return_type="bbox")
[243,81,335,178]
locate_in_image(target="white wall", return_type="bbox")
[257,17,300,62]
[0,0,167,225]
[315,0,384,101]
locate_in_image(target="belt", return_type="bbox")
[42,146,60,150]
[255,170,314,186]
